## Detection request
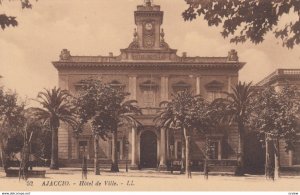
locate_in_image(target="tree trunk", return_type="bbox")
[111,130,119,172]
[204,137,209,180]
[185,136,191,178]
[265,135,275,180]
[235,121,245,176]
[19,141,30,180]
[183,128,191,178]
[274,139,280,180]
[0,140,7,171]
[180,130,185,174]
[50,127,59,170]
[265,137,270,179]
[94,135,100,175]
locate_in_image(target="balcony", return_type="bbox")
[140,107,163,115]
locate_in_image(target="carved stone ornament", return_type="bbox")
[227,49,239,61]
[59,49,71,61]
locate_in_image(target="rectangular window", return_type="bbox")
[110,140,122,160]
[208,141,219,160]
[293,140,300,165]
[143,90,155,107]
[117,141,121,160]
[208,91,221,102]
[79,141,88,159]
[177,141,182,160]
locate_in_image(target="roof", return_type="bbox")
[256,69,300,86]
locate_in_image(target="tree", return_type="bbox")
[212,82,254,175]
[33,87,77,170]
[0,88,25,171]
[75,79,141,173]
[251,85,299,180]
[155,90,209,177]
[183,0,300,48]
[75,79,108,175]
[101,87,141,173]
[0,0,35,30]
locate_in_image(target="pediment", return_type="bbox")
[109,80,125,88]
[140,80,158,89]
[172,81,191,88]
[205,80,224,91]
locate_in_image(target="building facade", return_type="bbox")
[257,69,300,170]
[53,1,245,170]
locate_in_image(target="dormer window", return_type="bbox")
[172,81,191,93]
[205,80,224,101]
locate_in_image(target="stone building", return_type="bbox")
[256,69,300,170]
[52,0,245,170]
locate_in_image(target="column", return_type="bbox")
[166,129,170,159]
[160,76,169,101]
[289,150,293,166]
[196,76,201,95]
[130,127,138,169]
[218,140,222,160]
[159,128,167,170]
[120,140,123,160]
[228,76,232,93]
[129,76,137,100]
[174,141,178,160]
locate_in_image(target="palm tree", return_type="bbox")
[111,100,142,172]
[33,87,77,170]
[212,81,254,175]
[154,90,204,177]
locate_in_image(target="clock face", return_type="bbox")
[145,23,153,31]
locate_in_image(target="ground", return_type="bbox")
[0,168,300,191]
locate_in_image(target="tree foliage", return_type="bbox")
[251,85,299,151]
[32,87,77,170]
[0,87,25,170]
[75,79,141,173]
[251,85,299,179]
[0,0,36,30]
[211,81,254,175]
[183,0,300,48]
[155,90,212,176]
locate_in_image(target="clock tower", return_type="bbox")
[134,0,163,49]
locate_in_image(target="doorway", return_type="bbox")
[140,130,157,168]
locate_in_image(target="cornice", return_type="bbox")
[52,61,245,71]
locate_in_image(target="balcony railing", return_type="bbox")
[257,69,300,86]
[140,107,163,115]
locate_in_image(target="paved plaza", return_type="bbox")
[0,168,300,191]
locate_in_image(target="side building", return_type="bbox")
[52,1,245,171]
[256,69,300,171]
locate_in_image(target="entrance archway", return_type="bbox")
[140,130,157,168]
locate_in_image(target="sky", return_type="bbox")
[0,0,299,101]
